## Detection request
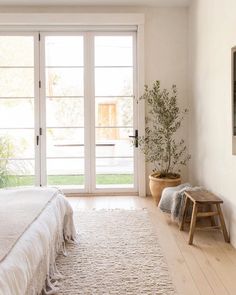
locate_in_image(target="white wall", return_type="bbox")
[143,8,189,191]
[189,0,236,247]
[0,5,189,194]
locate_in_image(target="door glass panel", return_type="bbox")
[95,36,133,66]
[45,35,84,187]
[46,68,84,97]
[47,158,84,186]
[46,97,84,127]
[0,36,35,188]
[95,68,133,96]
[0,159,35,187]
[46,128,84,158]
[0,129,35,158]
[0,36,34,66]
[0,68,34,97]
[45,36,83,66]
[96,158,134,188]
[96,127,133,141]
[94,35,135,189]
[0,99,34,128]
[96,138,133,158]
[95,97,133,127]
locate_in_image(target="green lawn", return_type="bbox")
[1,174,133,187]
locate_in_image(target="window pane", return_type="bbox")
[95,36,133,66]
[47,145,84,158]
[95,97,133,127]
[0,159,35,188]
[47,128,84,158]
[0,68,34,97]
[96,127,133,157]
[0,130,34,158]
[96,144,133,158]
[45,36,83,67]
[96,174,133,187]
[0,99,34,128]
[96,127,133,141]
[47,174,84,186]
[47,158,84,176]
[0,36,34,67]
[46,68,83,97]
[46,97,84,127]
[95,68,133,96]
[96,157,133,175]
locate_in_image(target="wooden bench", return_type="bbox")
[179,190,230,245]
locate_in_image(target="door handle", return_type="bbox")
[129,129,138,148]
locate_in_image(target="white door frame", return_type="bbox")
[136,24,145,197]
[0,13,146,197]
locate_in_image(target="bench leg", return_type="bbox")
[210,215,216,226]
[180,196,189,231]
[216,203,230,243]
[210,204,216,226]
[188,203,198,245]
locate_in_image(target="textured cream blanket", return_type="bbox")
[0,187,57,262]
[0,187,76,295]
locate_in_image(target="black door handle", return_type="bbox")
[129,129,138,147]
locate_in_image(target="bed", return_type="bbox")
[0,187,77,295]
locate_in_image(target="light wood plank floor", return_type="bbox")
[68,196,236,295]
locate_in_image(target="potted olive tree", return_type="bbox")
[137,80,190,205]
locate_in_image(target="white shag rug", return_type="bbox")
[56,209,176,295]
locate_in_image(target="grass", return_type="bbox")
[1,174,133,187]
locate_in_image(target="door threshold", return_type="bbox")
[66,192,139,197]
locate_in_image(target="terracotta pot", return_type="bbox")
[149,173,181,205]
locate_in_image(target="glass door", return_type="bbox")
[94,34,137,191]
[41,34,85,189]
[0,34,38,188]
[41,32,137,193]
[0,31,139,193]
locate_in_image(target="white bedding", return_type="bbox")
[0,187,77,295]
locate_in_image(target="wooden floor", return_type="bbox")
[68,196,236,295]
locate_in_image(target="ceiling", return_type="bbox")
[0,0,190,7]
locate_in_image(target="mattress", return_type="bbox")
[0,187,76,295]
